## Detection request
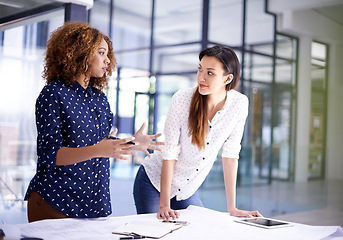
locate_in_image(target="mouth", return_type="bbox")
[198,84,207,88]
[102,67,108,72]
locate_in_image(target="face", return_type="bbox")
[89,38,110,78]
[197,55,232,96]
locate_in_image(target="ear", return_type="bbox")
[225,74,234,84]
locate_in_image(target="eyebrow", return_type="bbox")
[199,64,216,71]
[98,47,107,51]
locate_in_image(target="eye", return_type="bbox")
[99,51,105,55]
[197,67,202,72]
[207,71,213,76]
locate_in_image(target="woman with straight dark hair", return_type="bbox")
[133,45,262,220]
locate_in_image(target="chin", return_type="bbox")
[198,88,209,96]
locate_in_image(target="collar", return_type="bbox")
[71,81,94,95]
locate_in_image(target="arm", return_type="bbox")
[222,157,262,217]
[157,159,180,220]
[56,129,136,166]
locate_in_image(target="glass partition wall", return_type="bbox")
[1,0,321,222]
[0,10,64,217]
[89,0,299,216]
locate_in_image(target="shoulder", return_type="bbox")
[41,81,68,94]
[228,90,248,105]
[172,87,196,101]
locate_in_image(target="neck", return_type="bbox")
[207,90,227,110]
[76,74,90,89]
[207,90,227,121]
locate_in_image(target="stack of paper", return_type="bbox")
[112,220,183,239]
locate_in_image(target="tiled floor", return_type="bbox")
[1,163,343,227]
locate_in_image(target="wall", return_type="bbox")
[271,3,343,181]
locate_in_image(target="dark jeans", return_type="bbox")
[133,165,203,214]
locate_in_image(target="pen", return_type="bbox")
[119,236,145,239]
[107,135,135,145]
[162,220,189,225]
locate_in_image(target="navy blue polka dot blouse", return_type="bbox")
[25,80,114,218]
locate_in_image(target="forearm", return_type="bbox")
[222,157,238,213]
[159,160,176,207]
[56,145,100,166]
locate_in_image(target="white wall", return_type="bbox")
[326,44,343,180]
[270,1,343,181]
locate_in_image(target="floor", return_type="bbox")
[1,163,343,227]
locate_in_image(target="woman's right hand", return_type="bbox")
[96,128,136,160]
[157,206,180,220]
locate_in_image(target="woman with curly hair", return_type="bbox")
[25,21,164,222]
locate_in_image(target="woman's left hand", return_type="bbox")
[133,122,165,157]
[229,208,263,218]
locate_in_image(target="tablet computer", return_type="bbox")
[234,217,293,229]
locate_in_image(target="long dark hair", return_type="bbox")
[188,45,241,149]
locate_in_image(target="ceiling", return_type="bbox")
[0,0,56,20]
[0,0,342,31]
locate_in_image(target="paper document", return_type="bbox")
[112,220,183,239]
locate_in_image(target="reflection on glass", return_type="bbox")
[209,0,242,46]
[0,14,64,211]
[244,54,273,82]
[155,0,202,45]
[246,0,274,54]
[110,0,152,50]
[153,44,200,74]
[308,42,327,179]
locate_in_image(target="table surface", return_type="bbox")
[1,205,342,240]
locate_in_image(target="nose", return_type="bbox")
[105,56,110,64]
[197,71,205,82]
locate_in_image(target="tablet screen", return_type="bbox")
[242,218,288,227]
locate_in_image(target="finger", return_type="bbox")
[161,212,169,220]
[121,137,136,144]
[152,141,165,146]
[150,132,162,139]
[169,211,177,220]
[109,128,118,137]
[148,146,162,152]
[174,211,180,218]
[144,150,151,158]
[136,122,146,134]
[254,210,263,217]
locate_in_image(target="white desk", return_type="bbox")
[1,206,342,240]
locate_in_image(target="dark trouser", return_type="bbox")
[27,191,70,222]
[133,165,204,214]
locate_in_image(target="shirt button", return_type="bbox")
[196,169,199,171]
[178,189,181,191]
[203,157,205,160]
[187,179,189,181]
[207,142,209,145]
[209,126,212,128]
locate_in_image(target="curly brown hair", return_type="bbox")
[43,21,116,92]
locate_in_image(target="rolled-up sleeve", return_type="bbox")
[35,86,63,168]
[162,92,184,160]
[222,96,249,159]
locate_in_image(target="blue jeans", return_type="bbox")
[133,165,204,214]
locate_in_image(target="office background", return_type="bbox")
[0,0,342,226]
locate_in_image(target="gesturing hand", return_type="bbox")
[133,122,165,157]
[97,128,136,160]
